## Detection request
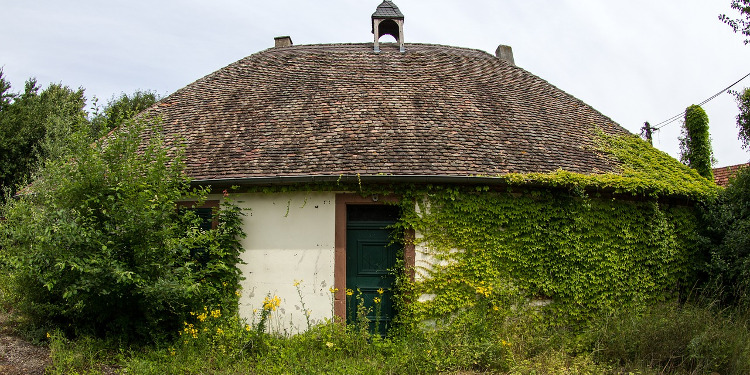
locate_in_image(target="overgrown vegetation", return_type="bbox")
[679,105,714,180]
[0,69,88,202]
[396,186,700,324]
[0,118,246,344]
[700,165,750,305]
[35,281,750,374]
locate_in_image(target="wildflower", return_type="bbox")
[263,295,281,311]
[216,328,224,335]
[169,348,176,356]
[373,297,381,304]
[293,280,301,287]
[346,289,354,296]
[46,332,51,339]
[329,287,339,294]
[326,342,334,348]
[235,290,242,297]
[492,305,500,311]
[245,324,251,332]
[223,189,229,197]
[377,288,385,295]
[211,309,221,318]
[197,313,208,322]
[501,340,511,347]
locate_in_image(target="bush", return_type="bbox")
[0,119,245,344]
[701,166,750,304]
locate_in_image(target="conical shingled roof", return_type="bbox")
[373,1,404,19]
[145,43,631,184]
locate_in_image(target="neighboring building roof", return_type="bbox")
[713,163,749,187]
[372,1,404,19]
[145,43,631,184]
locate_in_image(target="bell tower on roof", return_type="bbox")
[372,0,405,53]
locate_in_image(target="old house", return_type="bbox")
[141,1,714,331]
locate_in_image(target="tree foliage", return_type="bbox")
[0,118,245,344]
[720,0,750,45]
[0,71,88,200]
[679,105,714,180]
[737,87,750,150]
[90,90,159,135]
[700,166,750,303]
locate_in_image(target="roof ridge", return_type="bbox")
[261,42,496,57]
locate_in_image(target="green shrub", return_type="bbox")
[701,166,750,305]
[0,119,245,344]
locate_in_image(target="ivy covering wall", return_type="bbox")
[398,188,701,322]
[391,134,716,323]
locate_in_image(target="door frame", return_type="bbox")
[333,193,415,322]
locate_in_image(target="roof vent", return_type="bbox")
[372,1,405,53]
[274,36,293,48]
[495,45,515,66]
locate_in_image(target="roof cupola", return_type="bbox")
[372,0,405,53]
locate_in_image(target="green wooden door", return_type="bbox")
[346,205,400,335]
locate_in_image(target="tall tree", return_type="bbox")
[0,70,15,112]
[679,104,715,180]
[720,0,750,45]
[0,76,87,200]
[737,87,750,150]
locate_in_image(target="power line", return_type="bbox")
[651,71,750,131]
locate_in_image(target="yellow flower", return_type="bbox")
[263,295,282,311]
[211,309,221,318]
[245,324,251,332]
[377,288,385,295]
[216,328,224,335]
[346,288,354,296]
[501,340,511,347]
[46,332,51,339]
[293,280,301,287]
[492,305,499,311]
[235,290,242,297]
[326,342,334,348]
[329,287,339,294]
[373,297,381,304]
[169,348,176,356]
[197,313,207,322]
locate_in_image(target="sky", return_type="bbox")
[2,0,749,167]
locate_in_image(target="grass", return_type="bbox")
[35,295,750,375]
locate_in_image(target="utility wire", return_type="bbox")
[651,71,750,131]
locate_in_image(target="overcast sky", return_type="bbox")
[2,0,749,167]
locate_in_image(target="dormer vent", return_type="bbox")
[372,1,405,53]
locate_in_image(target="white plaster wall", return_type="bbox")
[234,191,337,334]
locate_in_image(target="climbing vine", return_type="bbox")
[395,187,701,323]
[209,131,717,326]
